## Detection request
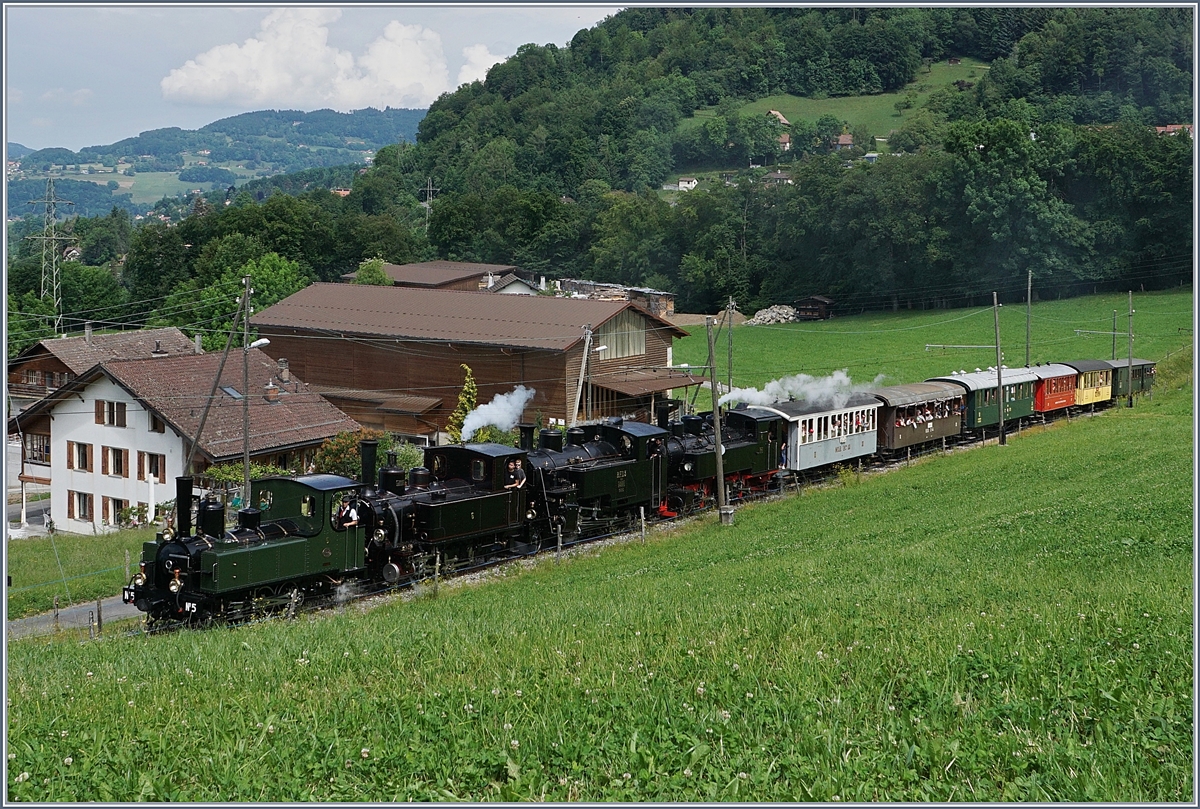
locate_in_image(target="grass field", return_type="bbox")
[6,528,156,619]
[672,289,1194,393]
[682,57,990,141]
[6,291,1192,801]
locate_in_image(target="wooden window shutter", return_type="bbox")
[95,400,104,424]
[102,496,111,523]
[122,449,130,478]
[101,447,109,475]
[158,455,167,484]
[86,494,94,521]
[66,441,75,470]
[116,402,127,427]
[86,444,94,472]
[67,492,75,519]
[138,451,145,481]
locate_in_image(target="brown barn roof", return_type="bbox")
[10,350,360,463]
[252,283,687,351]
[15,327,198,375]
[591,367,710,396]
[341,260,518,286]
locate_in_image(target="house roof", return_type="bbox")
[768,110,790,126]
[590,367,709,397]
[486,273,535,293]
[836,133,855,145]
[341,260,518,286]
[310,385,443,415]
[12,327,198,375]
[10,349,359,463]
[251,283,687,351]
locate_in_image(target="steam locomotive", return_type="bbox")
[123,404,782,624]
[123,356,1154,625]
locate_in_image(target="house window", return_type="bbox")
[102,446,129,477]
[149,413,165,433]
[23,433,50,465]
[95,400,127,427]
[66,441,93,471]
[68,490,94,521]
[103,497,129,525]
[138,452,167,483]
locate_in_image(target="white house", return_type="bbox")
[677,177,698,191]
[8,349,360,535]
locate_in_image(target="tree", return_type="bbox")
[354,256,392,285]
[312,429,397,481]
[445,364,478,444]
[189,253,308,351]
[7,292,54,358]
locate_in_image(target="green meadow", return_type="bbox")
[6,290,1193,801]
[673,289,1193,392]
[683,57,990,140]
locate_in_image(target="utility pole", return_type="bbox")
[569,325,591,428]
[1127,291,1134,408]
[1112,310,1118,360]
[706,317,728,516]
[994,292,1005,446]
[25,179,75,334]
[1025,270,1031,367]
[727,297,735,393]
[242,275,253,500]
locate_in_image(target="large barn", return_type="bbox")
[250,283,706,444]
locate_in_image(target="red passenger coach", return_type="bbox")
[1031,364,1077,414]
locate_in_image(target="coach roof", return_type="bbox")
[251,283,687,351]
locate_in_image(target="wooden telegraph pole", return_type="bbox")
[706,317,730,523]
[994,292,1006,446]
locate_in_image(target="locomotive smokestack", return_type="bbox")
[175,476,194,537]
[360,439,378,490]
[655,400,674,430]
[517,423,535,451]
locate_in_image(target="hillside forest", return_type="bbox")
[7,7,1193,359]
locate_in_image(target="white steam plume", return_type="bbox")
[719,370,886,410]
[461,386,536,442]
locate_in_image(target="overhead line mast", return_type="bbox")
[26,179,76,334]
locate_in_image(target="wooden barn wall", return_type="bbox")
[257,330,569,429]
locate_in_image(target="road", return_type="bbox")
[7,594,142,640]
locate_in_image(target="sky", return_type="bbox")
[4,4,622,152]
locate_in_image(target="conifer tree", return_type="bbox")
[446,364,477,443]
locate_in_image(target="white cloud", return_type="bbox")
[39,88,93,107]
[457,44,508,87]
[160,8,452,110]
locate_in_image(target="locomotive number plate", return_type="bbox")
[121,587,135,604]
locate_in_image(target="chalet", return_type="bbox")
[482,273,537,295]
[677,177,698,191]
[1155,124,1194,138]
[764,171,793,186]
[778,132,791,152]
[6,350,359,534]
[8,326,200,405]
[795,295,835,320]
[833,134,855,151]
[340,260,518,290]
[768,110,790,126]
[250,284,704,444]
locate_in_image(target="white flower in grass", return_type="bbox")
[745,692,754,699]
[63,757,73,766]
[515,690,523,697]
[510,739,519,750]
[360,748,370,759]
[60,731,68,738]
[15,772,29,783]
[732,663,739,671]
[738,772,748,779]
[683,768,692,777]
[503,723,512,731]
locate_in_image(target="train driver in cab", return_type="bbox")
[336,495,359,529]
